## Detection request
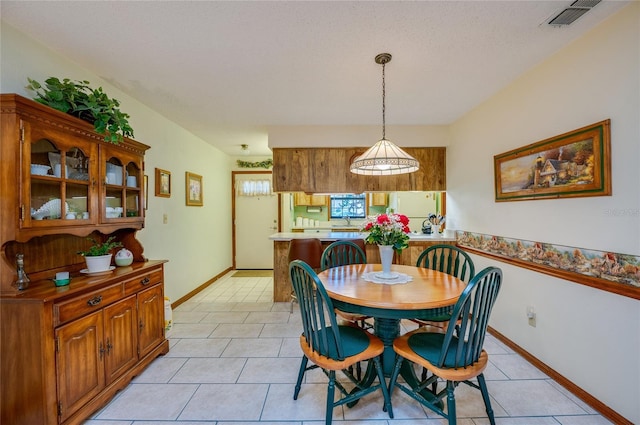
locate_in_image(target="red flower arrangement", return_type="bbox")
[361,213,411,252]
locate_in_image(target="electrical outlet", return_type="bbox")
[163,213,168,224]
[527,306,536,327]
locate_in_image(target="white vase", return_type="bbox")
[84,254,112,273]
[378,245,394,278]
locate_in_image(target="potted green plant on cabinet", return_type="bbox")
[78,236,122,273]
[25,77,134,143]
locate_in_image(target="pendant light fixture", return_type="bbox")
[350,53,419,176]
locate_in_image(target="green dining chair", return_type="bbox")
[414,244,475,327]
[290,260,393,425]
[321,240,371,379]
[414,244,476,383]
[320,240,367,270]
[388,266,502,425]
[321,240,372,329]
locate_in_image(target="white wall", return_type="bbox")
[268,124,451,148]
[1,23,234,303]
[448,4,639,423]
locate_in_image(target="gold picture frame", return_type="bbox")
[144,174,149,210]
[155,168,171,197]
[494,120,611,202]
[185,172,203,206]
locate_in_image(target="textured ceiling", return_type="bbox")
[1,1,629,155]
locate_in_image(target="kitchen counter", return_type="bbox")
[269,231,456,242]
[270,231,457,302]
[291,226,361,232]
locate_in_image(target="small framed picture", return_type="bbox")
[143,174,149,210]
[155,168,171,197]
[185,172,203,206]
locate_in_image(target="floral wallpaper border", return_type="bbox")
[456,231,640,289]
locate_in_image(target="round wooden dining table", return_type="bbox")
[317,263,467,376]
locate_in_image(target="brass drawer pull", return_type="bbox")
[140,277,150,285]
[87,295,102,307]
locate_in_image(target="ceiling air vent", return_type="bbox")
[548,0,601,26]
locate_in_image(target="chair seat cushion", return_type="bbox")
[407,332,464,368]
[311,325,371,359]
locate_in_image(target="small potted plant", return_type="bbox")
[78,236,122,273]
[25,77,134,144]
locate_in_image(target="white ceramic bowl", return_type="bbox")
[31,164,51,176]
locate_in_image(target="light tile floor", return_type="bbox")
[86,272,612,425]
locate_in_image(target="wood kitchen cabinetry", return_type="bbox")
[273,147,446,193]
[293,192,327,206]
[0,94,168,425]
[368,192,388,206]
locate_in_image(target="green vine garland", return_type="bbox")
[236,159,273,169]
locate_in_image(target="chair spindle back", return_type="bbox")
[289,259,345,360]
[434,266,502,368]
[416,244,475,283]
[320,240,367,271]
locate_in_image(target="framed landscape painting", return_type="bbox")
[186,172,203,206]
[155,168,171,198]
[494,120,611,202]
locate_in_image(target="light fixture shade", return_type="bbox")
[350,52,420,176]
[350,139,420,175]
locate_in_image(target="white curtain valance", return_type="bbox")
[236,179,273,197]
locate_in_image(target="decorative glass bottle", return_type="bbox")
[13,254,30,291]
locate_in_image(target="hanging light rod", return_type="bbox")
[350,53,420,176]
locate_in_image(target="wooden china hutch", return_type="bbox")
[0,94,169,425]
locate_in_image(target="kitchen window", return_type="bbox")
[329,194,366,219]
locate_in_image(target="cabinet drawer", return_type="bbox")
[54,283,124,326]
[123,269,163,296]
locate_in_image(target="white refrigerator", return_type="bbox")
[389,192,438,233]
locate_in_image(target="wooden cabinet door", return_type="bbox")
[293,192,310,206]
[103,295,138,385]
[369,193,388,206]
[55,310,104,422]
[310,195,327,206]
[137,284,164,358]
[100,144,145,223]
[20,117,98,229]
[294,193,326,206]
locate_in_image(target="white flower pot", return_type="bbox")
[84,254,113,273]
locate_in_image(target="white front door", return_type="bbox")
[234,173,278,269]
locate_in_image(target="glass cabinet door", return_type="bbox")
[23,134,96,228]
[102,146,143,222]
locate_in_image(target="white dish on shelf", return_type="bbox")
[31,210,48,220]
[31,164,51,175]
[80,266,116,275]
[38,199,69,219]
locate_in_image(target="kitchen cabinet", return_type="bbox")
[368,192,388,206]
[272,147,446,193]
[0,94,167,425]
[293,192,327,206]
[0,94,149,248]
[101,145,144,222]
[56,295,138,422]
[1,262,168,425]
